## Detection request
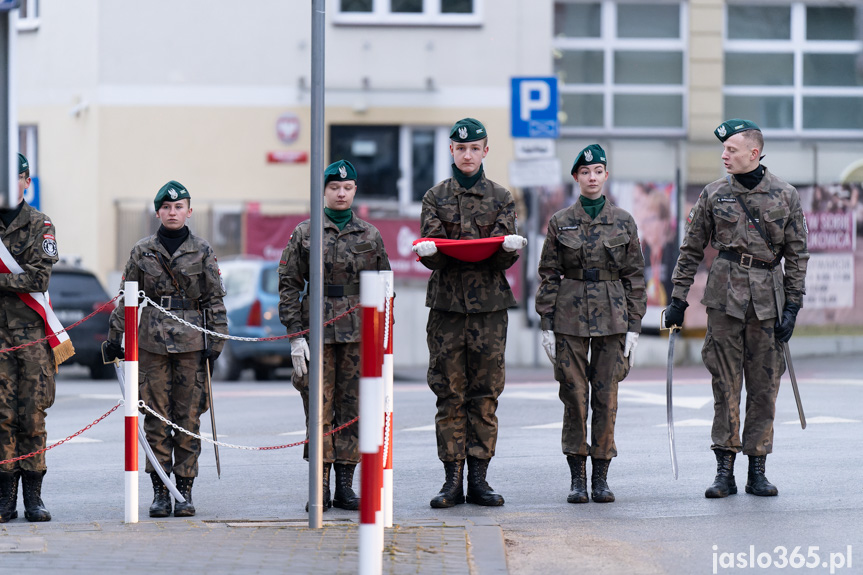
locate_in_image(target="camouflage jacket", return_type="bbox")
[278,215,391,344]
[419,174,518,313]
[671,167,809,320]
[535,199,646,336]
[0,202,59,330]
[108,231,228,355]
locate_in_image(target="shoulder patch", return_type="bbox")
[43,221,52,226]
[42,237,58,257]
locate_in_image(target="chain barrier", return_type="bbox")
[0,293,122,355]
[137,400,358,451]
[0,401,124,465]
[138,292,360,343]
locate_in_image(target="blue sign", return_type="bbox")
[23,176,39,210]
[511,77,559,139]
[0,1,20,12]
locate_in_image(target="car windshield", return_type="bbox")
[221,264,260,296]
[50,272,109,302]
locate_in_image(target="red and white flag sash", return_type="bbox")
[0,239,75,370]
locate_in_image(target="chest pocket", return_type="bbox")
[138,257,163,277]
[8,234,34,257]
[437,201,461,239]
[473,212,497,238]
[349,241,377,271]
[603,233,630,267]
[763,207,789,244]
[180,262,204,298]
[558,232,584,268]
[712,208,740,245]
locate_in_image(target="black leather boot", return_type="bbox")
[305,462,332,512]
[173,476,196,517]
[429,460,465,508]
[566,455,588,504]
[745,455,778,496]
[149,473,172,517]
[466,456,504,506]
[705,449,737,498]
[21,470,51,522]
[590,458,615,503]
[0,470,19,522]
[332,463,359,510]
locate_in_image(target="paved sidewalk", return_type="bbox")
[0,516,507,575]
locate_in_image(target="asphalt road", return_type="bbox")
[41,354,863,574]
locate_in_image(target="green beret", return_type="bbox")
[449,118,487,142]
[18,153,28,174]
[324,159,358,185]
[714,118,760,142]
[153,180,191,211]
[570,144,607,174]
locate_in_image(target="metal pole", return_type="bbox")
[308,0,325,529]
[1,7,16,209]
[123,282,140,524]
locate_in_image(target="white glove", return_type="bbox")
[502,234,528,252]
[412,241,438,258]
[623,332,639,367]
[541,330,556,363]
[290,338,310,377]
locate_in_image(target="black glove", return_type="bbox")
[102,341,124,363]
[664,298,688,328]
[202,347,220,372]
[774,302,800,343]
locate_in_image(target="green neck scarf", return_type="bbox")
[452,163,484,190]
[324,207,353,231]
[580,195,606,220]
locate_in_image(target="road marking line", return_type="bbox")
[403,424,435,432]
[653,418,713,427]
[781,416,859,425]
[278,430,308,436]
[47,437,102,444]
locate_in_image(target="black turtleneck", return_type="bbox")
[0,200,24,228]
[452,163,484,190]
[158,225,190,255]
[734,165,765,190]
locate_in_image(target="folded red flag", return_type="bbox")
[412,236,505,262]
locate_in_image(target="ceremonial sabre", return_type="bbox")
[203,316,221,478]
[773,274,806,430]
[660,310,679,480]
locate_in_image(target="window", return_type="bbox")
[330,124,451,212]
[724,2,863,136]
[335,0,481,26]
[17,0,39,32]
[552,1,687,135]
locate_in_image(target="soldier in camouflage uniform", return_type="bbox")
[535,144,646,504]
[665,119,809,498]
[0,154,59,522]
[412,118,527,508]
[105,180,228,517]
[279,160,390,512]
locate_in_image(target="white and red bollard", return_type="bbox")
[381,271,394,528]
[359,271,385,575]
[123,281,139,524]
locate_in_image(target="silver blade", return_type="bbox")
[205,361,221,479]
[113,361,185,502]
[783,342,806,430]
[666,328,679,480]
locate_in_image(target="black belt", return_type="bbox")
[323,284,360,297]
[718,251,781,270]
[159,296,200,311]
[564,268,620,281]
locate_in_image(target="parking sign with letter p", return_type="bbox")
[511,77,559,139]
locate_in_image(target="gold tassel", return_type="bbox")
[52,339,76,373]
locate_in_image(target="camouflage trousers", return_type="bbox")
[292,342,360,464]
[703,305,785,456]
[554,332,629,460]
[426,309,507,462]
[138,349,209,477]
[0,326,55,472]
